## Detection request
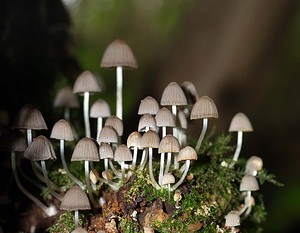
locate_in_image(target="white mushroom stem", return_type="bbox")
[158,152,165,186]
[109,160,122,177]
[11,152,57,217]
[83,91,91,138]
[167,183,171,201]
[238,191,252,216]
[231,226,235,233]
[84,160,98,208]
[162,126,167,138]
[116,66,123,120]
[232,131,243,162]
[74,209,79,228]
[139,149,148,170]
[171,160,190,191]
[26,129,33,145]
[164,152,172,174]
[120,161,126,182]
[171,106,179,169]
[131,147,138,170]
[148,148,160,189]
[96,117,103,141]
[59,140,84,189]
[40,160,63,201]
[195,118,208,152]
[104,158,109,172]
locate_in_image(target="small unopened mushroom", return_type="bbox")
[60,186,91,228]
[174,190,182,209]
[162,173,175,201]
[225,211,240,233]
[245,156,263,176]
[229,113,253,165]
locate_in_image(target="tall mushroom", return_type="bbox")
[171,146,197,191]
[60,186,91,228]
[90,99,111,141]
[190,96,218,152]
[71,137,100,208]
[73,70,102,138]
[114,144,133,182]
[141,130,160,189]
[229,113,253,164]
[100,39,138,120]
[50,119,84,189]
[24,135,63,201]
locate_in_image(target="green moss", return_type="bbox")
[48,211,85,233]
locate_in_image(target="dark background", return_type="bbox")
[1,0,300,232]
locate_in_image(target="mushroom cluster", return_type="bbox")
[0,39,269,232]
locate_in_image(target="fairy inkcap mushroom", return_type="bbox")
[155,107,175,138]
[114,144,133,182]
[229,112,253,164]
[127,131,142,170]
[225,210,240,233]
[104,115,124,137]
[162,173,175,201]
[171,146,197,191]
[73,70,102,138]
[138,113,157,132]
[71,137,100,208]
[60,186,91,228]
[190,96,218,152]
[138,96,160,115]
[97,126,119,144]
[245,156,263,176]
[100,39,138,120]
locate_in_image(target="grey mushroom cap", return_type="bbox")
[140,130,160,149]
[12,104,48,130]
[99,142,114,160]
[229,112,253,132]
[158,134,180,153]
[90,99,111,118]
[162,173,175,185]
[114,144,133,162]
[190,96,218,119]
[73,70,102,94]
[24,135,56,161]
[54,86,79,108]
[98,126,119,144]
[71,137,100,162]
[127,131,142,149]
[160,82,187,106]
[177,146,198,162]
[50,119,74,141]
[138,114,157,132]
[240,175,259,191]
[104,115,124,136]
[138,96,160,115]
[155,107,176,127]
[225,211,240,227]
[60,186,91,211]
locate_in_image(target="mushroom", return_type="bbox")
[141,130,160,189]
[73,70,102,138]
[50,119,84,189]
[158,134,180,185]
[229,112,253,164]
[155,107,176,138]
[171,146,197,191]
[174,190,182,209]
[90,99,111,140]
[138,96,160,115]
[177,109,188,146]
[225,211,240,233]
[60,186,91,228]
[239,174,259,216]
[71,227,88,233]
[245,155,263,176]
[71,137,100,208]
[127,131,142,170]
[2,130,57,217]
[114,144,133,182]
[54,86,79,121]
[162,173,175,201]
[104,115,124,143]
[181,81,199,113]
[190,96,218,152]
[24,135,63,201]
[101,39,138,120]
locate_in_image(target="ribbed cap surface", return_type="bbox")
[99,142,114,160]
[177,146,197,162]
[50,119,74,141]
[73,71,101,94]
[225,211,240,227]
[114,144,133,162]
[90,99,111,118]
[138,114,157,132]
[160,82,187,106]
[190,96,218,119]
[104,116,123,136]
[54,86,79,108]
[239,175,259,191]
[155,107,175,127]
[162,173,175,185]
[229,112,253,132]
[140,130,160,148]
[98,126,118,144]
[138,96,159,115]
[158,135,180,153]
[60,186,91,211]
[71,137,99,162]
[127,131,142,149]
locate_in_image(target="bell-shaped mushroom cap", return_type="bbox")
[158,134,180,153]
[99,142,114,160]
[100,39,138,69]
[162,173,175,185]
[160,82,187,106]
[104,116,124,136]
[229,112,253,132]
[127,131,142,149]
[60,186,91,211]
[12,104,48,130]
[239,175,259,191]
[98,126,118,144]
[190,96,218,120]
[90,99,111,118]
[138,96,159,115]
[24,135,56,161]
[0,129,27,152]
[181,81,199,104]
[50,119,74,141]
[155,107,176,127]
[114,144,133,162]
[73,70,101,94]
[71,137,99,162]
[177,146,197,162]
[246,156,263,173]
[54,86,79,108]
[177,110,188,129]
[140,130,160,149]
[225,211,240,227]
[71,227,88,233]
[138,114,157,132]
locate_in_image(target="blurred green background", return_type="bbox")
[1,0,300,232]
